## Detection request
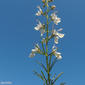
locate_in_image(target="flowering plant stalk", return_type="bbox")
[29,0,65,85]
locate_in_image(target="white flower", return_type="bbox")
[55,52,62,60]
[52,45,56,50]
[51,5,56,9]
[34,21,45,36]
[32,47,38,53]
[51,12,61,25]
[57,28,63,31]
[52,29,57,35]
[29,52,35,58]
[52,29,64,44]
[53,28,64,38]
[29,44,40,58]
[42,38,46,43]
[32,44,40,53]
[34,21,43,31]
[52,45,57,52]
[57,32,64,38]
[52,29,64,38]
[40,28,45,36]
[35,43,40,48]
[36,6,43,16]
[54,36,59,44]
[51,12,57,20]
[52,45,62,60]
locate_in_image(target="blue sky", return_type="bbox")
[0,0,85,85]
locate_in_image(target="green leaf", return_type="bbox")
[52,73,56,80]
[41,41,45,54]
[41,71,47,81]
[36,61,47,73]
[43,83,45,85]
[50,58,57,72]
[41,70,47,85]
[53,72,64,84]
[60,82,66,85]
[49,55,52,67]
[33,70,44,81]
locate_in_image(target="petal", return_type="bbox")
[34,27,40,30]
[57,55,62,60]
[52,29,57,35]
[32,49,36,52]
[36,11,41,16]
[56,52,62,60]
[57,33,64,38]
[57,18,61,23]
[35,44,40,48]
[57,28,63,32]
[34,21,43,30]
[40,29,45,36]
[29,53,35,58]
[54,36,59,44]
[37,6,42,11]
[54,20,58,25]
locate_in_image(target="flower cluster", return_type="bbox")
[29,0,65,60]
[29,0,65,85]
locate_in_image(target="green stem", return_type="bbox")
[45,0,50,85]
[49,55,52,67]
[41,41,45,54]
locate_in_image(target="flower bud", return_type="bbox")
[48,0,53,2]
[42,0,45,3]
[43,24,45,28]
[51,5,56,10]
[41,9,43,14]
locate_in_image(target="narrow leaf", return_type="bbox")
[60,82,66,85]
[36,61,47,73]
[50,58,57,72]
[53,72,64,84]
[49,55,52,67]
[33,70,44,81]
[41,70,47,85]
[52,73,56,80]
[41,41,45,54]
[41,70,47,81]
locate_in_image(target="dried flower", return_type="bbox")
[51,5,56,10]
[42,0,45,3]
[48,0,54,2]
